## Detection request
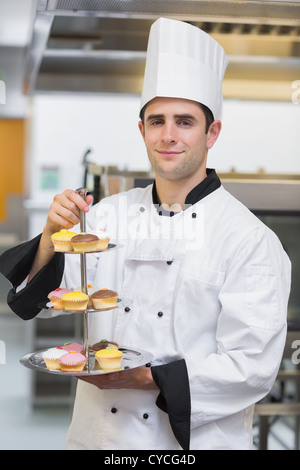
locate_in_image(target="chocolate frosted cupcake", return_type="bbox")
[70,233,99,253]
[90,288,118,310]
[92,339,119,354]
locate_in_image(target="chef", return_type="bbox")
[0,18,291,450]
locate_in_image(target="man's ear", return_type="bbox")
[207,120,222,150]
[138,120,145,140]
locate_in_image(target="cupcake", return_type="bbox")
[92,339,119,355]
[94,228,110,251]
[50,229,78,252]
[59,351,87,372]
[42,347,68,370]
[47,288,72,310]
[91,288,118,310]
[70,233,99,253]
[62,342,84,354]
[95,348,123,371]
[75,284,101,308]
[61,291,89,311]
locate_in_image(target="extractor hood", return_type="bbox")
[23,0,300,101]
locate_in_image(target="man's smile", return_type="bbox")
[156,150,183,158]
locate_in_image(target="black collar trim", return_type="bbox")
[152,168,221,216]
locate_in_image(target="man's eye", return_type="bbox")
[152,120,163,125]
[178,120,191,126]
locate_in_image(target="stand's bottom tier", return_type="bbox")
[20,347,153,377]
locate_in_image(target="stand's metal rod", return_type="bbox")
[83,309,90,371]
[76,188,90,371]
[76,187,88,233]
[76,189,88,293]
[80,253,87,294]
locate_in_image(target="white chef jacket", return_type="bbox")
[58,183,291,450]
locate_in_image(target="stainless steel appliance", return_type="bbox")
[221,172,300,327]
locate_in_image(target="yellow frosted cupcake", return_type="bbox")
[74,284,101,308]
[95,348,123,371]
[61,291,89,311]
[51,229,78,252]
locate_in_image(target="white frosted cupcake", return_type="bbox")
[42,347,68,370]
[90,228,110,251]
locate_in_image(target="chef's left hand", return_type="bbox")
[78,366,158,391]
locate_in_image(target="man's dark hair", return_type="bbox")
[139,101,214,134]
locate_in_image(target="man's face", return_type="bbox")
[139,97,216,183]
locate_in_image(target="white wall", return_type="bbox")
[28,92,149,202]
[209,99,300,174]
[28,92,300,202]
[25,92,300,237]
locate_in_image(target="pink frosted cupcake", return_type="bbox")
[48,288,72,310]
[59,352,87,372]
[62,342,84,354]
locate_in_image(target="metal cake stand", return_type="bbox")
[20,346,153,376]
[20,188,153,375]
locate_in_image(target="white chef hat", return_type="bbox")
[140,17,228,121]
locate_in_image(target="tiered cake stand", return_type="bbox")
[20,188,152,376]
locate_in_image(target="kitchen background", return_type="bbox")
[0,0,300,450]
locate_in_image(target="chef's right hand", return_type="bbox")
[28,189,94,283]
[45,189,94,235]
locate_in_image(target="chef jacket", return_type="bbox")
[0,170,291,450]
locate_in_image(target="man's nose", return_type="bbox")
[161,122,177,144]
